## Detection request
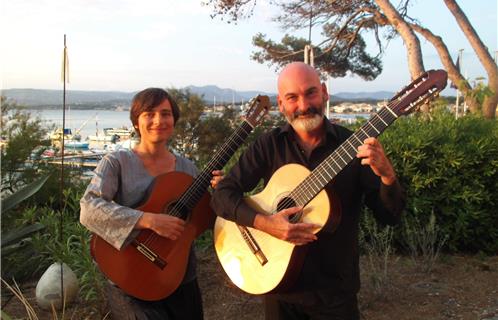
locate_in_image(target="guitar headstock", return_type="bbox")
[245,95,271,127]
[389,69,448,117]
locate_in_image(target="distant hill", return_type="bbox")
[2,87,397,108]
[334,91,395,101]
[2,89,134,108]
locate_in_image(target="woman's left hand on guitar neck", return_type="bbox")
[356,137,397,185]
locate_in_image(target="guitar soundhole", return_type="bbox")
[166,201,189,221]
[277,197,301,223]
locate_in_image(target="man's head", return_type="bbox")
[277,62,328,133]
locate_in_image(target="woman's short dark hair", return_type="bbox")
[130,88,180,136]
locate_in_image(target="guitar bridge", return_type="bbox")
[132,240,167,270]
[237,225,268,266]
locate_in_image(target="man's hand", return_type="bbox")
[357,137,396,185]
[253,206,319,245]
[136,212,185,240]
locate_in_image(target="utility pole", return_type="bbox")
[326,76,331,118]
[455,49,464,119]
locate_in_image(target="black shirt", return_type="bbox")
[211,118,405,298]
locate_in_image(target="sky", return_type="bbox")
[0,0,496,95]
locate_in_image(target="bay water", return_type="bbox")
[28,109,370,142]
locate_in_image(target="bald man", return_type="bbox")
[211,62,405,319]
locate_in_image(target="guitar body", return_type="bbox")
[214,163,333,295]
[90,171,215,301]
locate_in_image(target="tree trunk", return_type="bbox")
[374,0,425,79]
[443,0,498,119]
[410,23,480,113]
[374,0,429,112]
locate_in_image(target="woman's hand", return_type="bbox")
[136,212,185,240]
[211,170,224,189]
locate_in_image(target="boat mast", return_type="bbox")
[59,32,69,309]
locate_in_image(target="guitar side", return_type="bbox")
[214,163,330,295]
[90,171,215,301]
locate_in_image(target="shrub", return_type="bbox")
[32,188,106,306]
[380,109,498,253]
[401,210,447,272]
[359,213,395,297]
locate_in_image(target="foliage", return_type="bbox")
[206,0,387,80]
[1,174,50,285]
[1,96,52,194]
[251,31,382,80]
[359,213,395,298]
[169,88,205,159]
[195,108,238,168]
[466,83,495,114]
[402,210,447,272]
[1,181,105,311]
[32,192,106,305]
[168,88,241,168]
[195,230,214,252]
[380,108,498,253]
[1,174,51,213]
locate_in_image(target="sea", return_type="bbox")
[28,109,371,142]
[28,109,132,142]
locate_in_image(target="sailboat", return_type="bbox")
[49,128,89,149]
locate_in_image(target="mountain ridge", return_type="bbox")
[2,86,396,107]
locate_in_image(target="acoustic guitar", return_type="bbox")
[214,70,448,295]
[90,95,270,301]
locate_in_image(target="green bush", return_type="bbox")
[31,188,106,305]
[380,109,498,253]
[1,184,105,310]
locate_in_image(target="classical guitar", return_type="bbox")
[214,70,448,295]
[90,95,270,301]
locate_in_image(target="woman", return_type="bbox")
[80,88,222,319]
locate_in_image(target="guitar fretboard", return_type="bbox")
[170,121,254,218]
[289,106,399,208]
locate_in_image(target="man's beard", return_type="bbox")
[284,104,324,132]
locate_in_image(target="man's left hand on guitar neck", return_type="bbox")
[356,137,397,186]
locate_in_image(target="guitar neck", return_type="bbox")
[173,120,254,215]
[289,106,399,207]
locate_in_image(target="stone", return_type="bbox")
[35,262,79,310]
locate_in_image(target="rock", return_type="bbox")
[35,262,79,310]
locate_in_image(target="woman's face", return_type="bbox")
[136,99,175,144]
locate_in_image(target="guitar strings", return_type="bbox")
[142,120,254,247]
[292,105,398,208]
[172,121,253,211]
[276,101,403,220]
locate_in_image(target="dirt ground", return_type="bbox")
[2,247,498,319]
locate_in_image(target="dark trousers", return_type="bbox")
[106,279,203,320]
[264,293,359,320]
